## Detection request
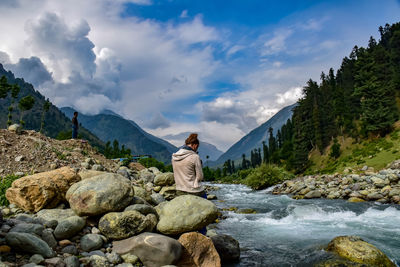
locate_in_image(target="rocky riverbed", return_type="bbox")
[272,161,400,204]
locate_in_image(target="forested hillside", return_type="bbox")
[0,64,105,150]
[271,23,400,173]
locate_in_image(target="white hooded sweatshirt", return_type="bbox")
[171,147,204,193]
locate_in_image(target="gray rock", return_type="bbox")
[66,173,134,216]
[129,196,148,205]
[89,255,109,266]
[117,168,130,179]
[304,190,322,199]
[91,164,104,171]
[8,123,22,134]
[151,193,166,205]
[80,234,103,251]
[139,169,155,183]
[54,216,86,240]
[41,229,57,249]
[15,155,24,162]
[99,211,148,240]
[121,253,139,264]
[157,195,218,235]
[61,245,78,255]
[64,256,79,267]
[36,209,77,223]
[81,162,91,169]
[154,172,175,187]
[106,252,122,265]
[91,227,101,234]
[211,234,240,263]
[29,254,45,264]
[21,264,38,267]
[367,192,384,201]
[10,223,44,236]
[44,257,64,266]
[113,232,182,267]
[124,204,157,216]
[116,264,134,267]
[6,232,55,258]
[15,214,35,224]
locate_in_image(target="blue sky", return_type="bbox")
[0,0,399,150]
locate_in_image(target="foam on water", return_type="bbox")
[207,183,400,266]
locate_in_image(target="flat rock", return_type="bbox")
[6,232,55,258]
[113,232,182,267]
[36,209,77,223]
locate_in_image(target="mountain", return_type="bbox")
[61,107,177,163]
[0,64,105,150]
[198,142,224,163]
[211,103,297,166]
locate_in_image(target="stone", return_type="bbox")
[144,213,158,232]
[81,162,91,169]
[154,172,175,186]
[133,186,151,203]
[53,216,86,240]
[36,209,77,223]
[64,256,79,267]
[6,167,81,212]
[121,253,140,264]
[157,195,218,235]
[15,155,24,162]
[44,257,65,266]
[91,227,101,234]
[148,167,161,175]
[139,169,155,183]
[0,245,11,253]
[10,223,44,236]
[327,236,395,266]
[128,162,145,172]
[124,204,157,216]
[61,245,78,255]
[367,192,384,201]
[6,232,55,258]
[8,123,22,134]
[159,186,177,200]
[106,252,122,265]
[66,173,134,216]
[41,229,57,249]
[371,177,387,188]
[177,232,221,267]
[304,190,322,199]
[113,232,182,267]
[117,168,130,179]
[78,170,107,180]
[89,255,108,266]
[236,208,256,214]
[29,254,44,264]
[348,197,365,203]
[210,234,240,263]
[151,193,166,205]
[116,264,134,267]
[91,164,104,171]
[207,194,217,200]
[80,234,103,252]
[98,211,148,240]
[59,239,73,247]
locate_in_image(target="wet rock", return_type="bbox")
[80,234,103,252]
[6,167,80,212]
[210,234,240,263]
[327,236,395,266]
[177,232,221,267]
[53,216,86,240]
[66,173,133,216]
[157,195,218,235]
[113,232,182,267]
[6,232,55,258]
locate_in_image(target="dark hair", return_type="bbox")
[73,111,78,116]
[185,133,199,145]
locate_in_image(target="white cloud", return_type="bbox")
[226,45,244,56]
[261,29,293,56]
[276,87,303,105]
[145,112,171,129]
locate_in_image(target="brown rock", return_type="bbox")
[0,245,11,253]
[6,167,81,212]
[128,162,146,171]
[177,232,221,267]
[59,240,73,247]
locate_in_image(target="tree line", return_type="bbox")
[210,22,400,178]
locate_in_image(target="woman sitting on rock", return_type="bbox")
[171,133,206,199]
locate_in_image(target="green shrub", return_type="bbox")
[330,139,341,159]
[243,164,293,190]
[139,157,172,172]
[0,175,20,206]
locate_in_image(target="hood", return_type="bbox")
[172,147,197,161]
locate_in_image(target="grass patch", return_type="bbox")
[0,175,20,206]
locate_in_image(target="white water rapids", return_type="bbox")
[207,183,400,266]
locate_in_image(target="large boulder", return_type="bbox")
[66,173,134,216]
[78,170,107,180]
[113,232,182,267]
[210,234,240,263]
[6,167,80,212]
[327,236,395,266]
[157,195,218,235]
[177,232,221,267]
[6,232,55,258]
[154,172,175,187]
[98,211,148,240]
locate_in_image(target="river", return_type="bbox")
[207,183,400,267]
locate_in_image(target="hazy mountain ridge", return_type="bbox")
[211,103,297,166]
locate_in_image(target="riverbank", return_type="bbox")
[272,161,400,204]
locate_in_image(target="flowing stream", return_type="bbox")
[207,183,400,267]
